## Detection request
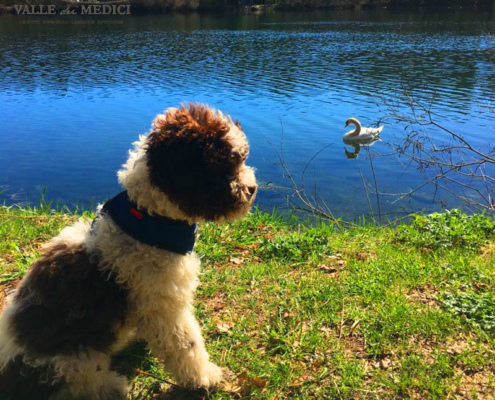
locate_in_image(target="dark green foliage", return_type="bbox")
[397,209,495,250]
[441,288,495,332]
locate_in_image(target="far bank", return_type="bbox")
[1,0,494,14]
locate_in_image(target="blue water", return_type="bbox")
[1,10,495,218]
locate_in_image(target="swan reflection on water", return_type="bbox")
[344,139,381,160]
[342,117,383,159]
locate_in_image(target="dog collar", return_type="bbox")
[101,191,196,255]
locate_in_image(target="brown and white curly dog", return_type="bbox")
[0,103,257,400]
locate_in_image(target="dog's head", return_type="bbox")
[118,103,257,223]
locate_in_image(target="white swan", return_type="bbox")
[343,117,383,144]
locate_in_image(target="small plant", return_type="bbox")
[258,225,332,262]
[441,289,495,332]
[397,209,495,250]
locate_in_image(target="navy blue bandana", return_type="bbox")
[101,191,196,255]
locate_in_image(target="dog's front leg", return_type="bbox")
[139,306,224,389]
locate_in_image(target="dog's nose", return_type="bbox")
[247,185,257,198]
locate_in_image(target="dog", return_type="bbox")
[0,103,257,400]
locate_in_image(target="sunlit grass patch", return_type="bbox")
[0,206,494,399]
[0,206,86,283]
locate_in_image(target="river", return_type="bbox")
[1,9,494,218]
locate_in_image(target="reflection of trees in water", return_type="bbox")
[0,10,493,111]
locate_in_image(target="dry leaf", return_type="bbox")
[230,257,244,265]
[447,341,469,355]
[320,325,332,338]
[319,264,337,272]
[356,252,375,261]
[222,381,242,394]
[237,371,249,383]
[215,319,232,333]
[250,377,268,389]
[236,371,251,396]
[289,372,315,387]
[237,371,268,391]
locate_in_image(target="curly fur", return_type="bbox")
[0,103,257,399]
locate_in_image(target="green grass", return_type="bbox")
[1,207,494,399]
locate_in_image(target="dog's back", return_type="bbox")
[0,229,130,400]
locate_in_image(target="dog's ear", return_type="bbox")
[146,104,246,220]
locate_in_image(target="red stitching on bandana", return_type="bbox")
[129,207,143,220]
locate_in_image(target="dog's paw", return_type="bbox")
[176,362,226,390]
[201,362,225,389]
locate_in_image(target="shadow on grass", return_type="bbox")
[156,387,210,400]
[111,341,213,400]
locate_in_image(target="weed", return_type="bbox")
[397,209,495,250]
[258,224,334,263]
[441,288,495,332]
